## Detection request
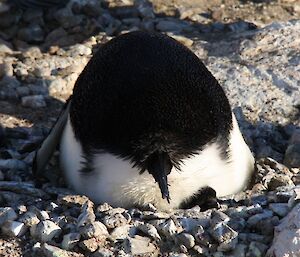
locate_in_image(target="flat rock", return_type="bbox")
[124,235,157,256]
[267,203,300,256]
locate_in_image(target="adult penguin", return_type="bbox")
[34,31,254,211]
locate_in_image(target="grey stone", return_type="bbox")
[1,221,27,237]
[141,211,170,220]
[48,78,68,95]
[268,174,294,191]
[102,213,128,229]
[175,232,195,249]
[287,187,300,208]
[227,217,246,232]
[124,235,157,255]
[269,203,290,217]
[0,207,18,225]
[79,237,101,253]
[59,194,91,208]
[110,224,133,241]
[19,211,40,227]
[231,243,247,257]
[202,20,300,124]
[30,207,50,221]
[105,207,126,216]
[284,144,300,168]
[137,223,160,240]
[33,67,51,78]
[159,219,179,237]
[156,20,189,32]
[210,210,230,226]
[42,243,69,257]
[0,39,13,54]
[79,221,109,239]
[267,203,300,257]
[218,236,238,252]
[122,18,141,27]
[96,203,113,215]
[179,216,210,232]
[209,222,238,251]
[240,232,264,245]
[82,0,102,17]
[54,8,83,29]
[227,21,256,33]
[193,245,209,256]
[68,44,92,57]
[16,86,30,97]
[17,24,45,43]
[0,159,27,171]
[22,46,43,59]
[21,95,47,108]
[0,62,13,78]
[247,210,273,227]
[134,0,155,19]
[193,225,211,247]
[248,241,268,257]
[22,8,43,23]
[0,76,21,88]
[32,220,62,242]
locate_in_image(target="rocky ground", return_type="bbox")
[0,0,300,256]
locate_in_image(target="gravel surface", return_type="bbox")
[0,0,300,256]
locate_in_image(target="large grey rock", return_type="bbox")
[195,20,300,125]
[31,220,62,242]
[267,203,300,256]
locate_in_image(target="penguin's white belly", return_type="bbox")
[60,115,254,211]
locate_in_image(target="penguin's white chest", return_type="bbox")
[60,115,254,211]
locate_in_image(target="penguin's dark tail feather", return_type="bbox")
[144,152,172,203]
[32,98,71,185]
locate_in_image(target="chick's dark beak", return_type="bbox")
[145,151,172,203]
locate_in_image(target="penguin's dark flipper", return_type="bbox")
[32,99,71,185]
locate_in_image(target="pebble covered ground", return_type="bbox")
[0,0,300,256]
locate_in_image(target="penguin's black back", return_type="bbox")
[70,31,232,164]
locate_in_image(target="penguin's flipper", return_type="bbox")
[32,99,71,180]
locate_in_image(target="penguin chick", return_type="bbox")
[34,31,254,211]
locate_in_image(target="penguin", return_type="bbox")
[33,31,254,211]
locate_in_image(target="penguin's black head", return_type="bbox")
[70,31,232,203]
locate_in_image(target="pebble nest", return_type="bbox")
[0,0,300,256]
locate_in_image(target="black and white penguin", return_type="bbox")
[34,31,254,211]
